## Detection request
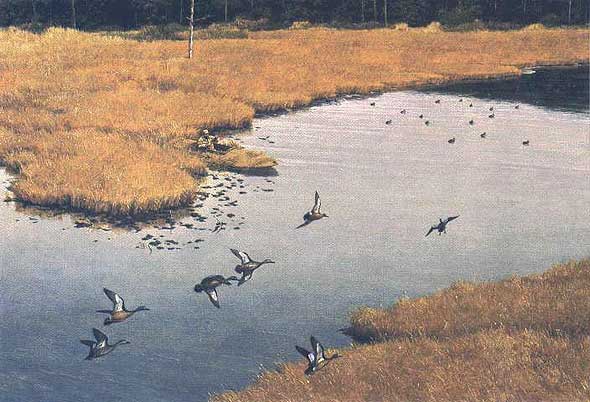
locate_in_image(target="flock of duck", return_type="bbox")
[82,95,510,375]
[80,183,458,375]
[377,97,530,146]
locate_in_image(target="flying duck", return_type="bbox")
[522,140,530,146]
[194,275,238,308]
[230,249,275,286]
[295,336,341,376]
[81,328,130,360]
[448,137,455,144]
[296,191,328,229]
[97,288,149,326]
[426,215,460,237]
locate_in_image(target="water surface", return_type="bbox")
[0,67,589,402]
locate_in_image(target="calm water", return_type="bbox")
[1,67,589,402]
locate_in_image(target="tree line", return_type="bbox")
[1,0,588,29]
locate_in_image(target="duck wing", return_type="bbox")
[310,336,326,363]
[92,328,108,349]
[445,215,460,224]
[425,226,436,237]
[205,288,220,308]
[230,248,251,264]
[103,288,125,312]
[295,345,315,365]
[312,191,321,214]
[80,339,96,348]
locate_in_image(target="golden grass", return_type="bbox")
[213,260,590,402]
[0,26,587,215]
[348,259,590,342]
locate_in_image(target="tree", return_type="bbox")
[383,0,387,25]
[188,0,195,58]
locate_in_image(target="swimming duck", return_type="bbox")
[295,336,341,376]
[385,120,392,125]
[435,99,441,104]
[522,140,530,146]
[97,288,149,326]
[459,98,463,102]
[81,328,130,360]
[515,105,520,109]
[489,113,495,118]
[400,109,406,114]
[230,249,275,286]
[480,132,487,138]
[194,275,238,308]
[370,102,376,106]
[419,114,424,119]
[489,107,494,111]
[469,120,474,125]
[469,103,473,107]
[424,120,430,126]
[447,137,455,144]
[426,215,459,237]
[296,191,328,229]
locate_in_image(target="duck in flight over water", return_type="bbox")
[81,328,130,360]
[297,191,328,228]
[97,288,149,325]
[194,275,238,308]
[230,249,275,286]
[295,336,341,375]
[426,215,460,236]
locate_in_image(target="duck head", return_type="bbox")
[262,259,275,264]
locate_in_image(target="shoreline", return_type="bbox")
[1,27,587,217]
[212,259,590,402]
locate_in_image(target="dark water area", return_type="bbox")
[0,67,588,402]
[423,65,590,114]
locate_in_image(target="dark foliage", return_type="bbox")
[0,0,588,29]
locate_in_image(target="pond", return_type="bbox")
[0,65,588,402]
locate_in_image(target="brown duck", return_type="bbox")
[296,191,328,228]
[97,288,149,325]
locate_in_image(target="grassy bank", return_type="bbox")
[213,259,590,402]
[0,27,588,216]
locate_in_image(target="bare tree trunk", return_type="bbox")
[361,0,365,23]
[71,0,76,28]
[188,0,195,59]
[224,0,228,22]
[373,0,377,22]
[383,0,387,26]
[568,0,572,24]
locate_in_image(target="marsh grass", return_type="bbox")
[0,26,587,215]
[213,260,590,402]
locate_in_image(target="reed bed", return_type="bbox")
[0,26,587,215]
[213,260,590,402]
